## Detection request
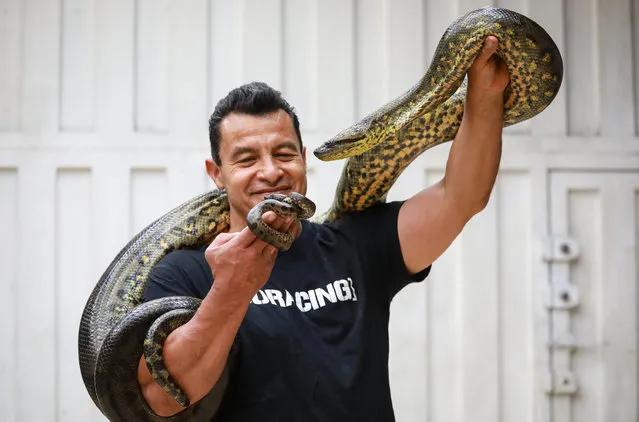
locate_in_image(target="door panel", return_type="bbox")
[548,171,639,422]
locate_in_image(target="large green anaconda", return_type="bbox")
[78,7,563,421]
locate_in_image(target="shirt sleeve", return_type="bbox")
[142,247,213,302]
[329,200,431,301]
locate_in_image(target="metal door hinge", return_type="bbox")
[546,282,580,310]
[543,236,580,262]
[545,372,579,395]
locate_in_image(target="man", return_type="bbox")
[137,36,509,420]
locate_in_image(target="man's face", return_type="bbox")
[206,109,307,229]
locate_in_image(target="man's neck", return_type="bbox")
[228,211,248,233]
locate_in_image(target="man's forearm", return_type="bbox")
[138,280,252,416]
[442,91,504,217]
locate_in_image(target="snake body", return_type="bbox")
[78,7,563,421]
[246,192,317,250]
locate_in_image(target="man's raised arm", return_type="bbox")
[398,35,510,274]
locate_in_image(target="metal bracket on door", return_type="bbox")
[546,282,580,310]
[545,372,579,395]
[542,236,580,262]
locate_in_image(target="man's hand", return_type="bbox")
[398,36,508,275]
[140,213,302,417]
[467,35,510,98]
[204,211,301,299]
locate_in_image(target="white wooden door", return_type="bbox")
[548,170,639,422]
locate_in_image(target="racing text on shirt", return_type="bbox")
[250,277,357,312]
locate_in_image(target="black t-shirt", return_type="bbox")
[143,200,430,421]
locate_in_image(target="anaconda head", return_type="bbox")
[313,124,369,161]
[314,92,416,161]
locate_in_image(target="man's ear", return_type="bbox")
[205,158,224,189]
[301,146,307,166]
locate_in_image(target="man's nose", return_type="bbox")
[258,157,282,182]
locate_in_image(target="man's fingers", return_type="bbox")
[228,211,297,254]
[261,211,294,232]
[289,221,302,240]
[474,35,498,67]
[260,242,278,258]
[229,226,258,248]
[261,211,277,226]
[212,232,235,246]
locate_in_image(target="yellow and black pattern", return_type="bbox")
[247,192,317,250]
[315,7,562,221]
[78,7,562,421]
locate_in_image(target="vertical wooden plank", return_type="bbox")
[17,157,56,419]
[496,0,526,12]
[531,163,551,422]
[498,171,535,422]
[566,187,600,422]
[317,0,355,132]
[95,0,135,133]
[0,168,18,422]
[596,177,638,422]
[93,157,132,302]
[168,0,208,135]
[458,0,495,14]
[528,0,568,135]
[0,0,23,131]
[168,154,210,207]
[55,169,104,421]
[209,0,243,108]
[243,0,283,90]
[387,0,424,98]
[136,0,170,133]
[388,281,428,422]
[425,169,465,422]
[388,162,429,422]
[423,0,457,72]
[459,182,500,421]
[598,0,635,136]
[130,168,169,236]
[633,0,639,135]
[283,0,319,132]
[60,0,95,132]
[355,0,388,120]
[21,0,60,134]
[564,0,597,132]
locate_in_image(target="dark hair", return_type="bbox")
[208,81,303,165]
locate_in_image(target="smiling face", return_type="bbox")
[205,109,307,232]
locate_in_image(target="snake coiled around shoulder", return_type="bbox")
[78,6,563,421]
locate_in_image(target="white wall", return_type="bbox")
[1,1,638,421]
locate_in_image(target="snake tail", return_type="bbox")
[94,296,228,421]
[143,308,197,407]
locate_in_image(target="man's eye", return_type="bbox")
[238,157,256,164]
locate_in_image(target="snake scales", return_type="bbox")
[78,7,563,421]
